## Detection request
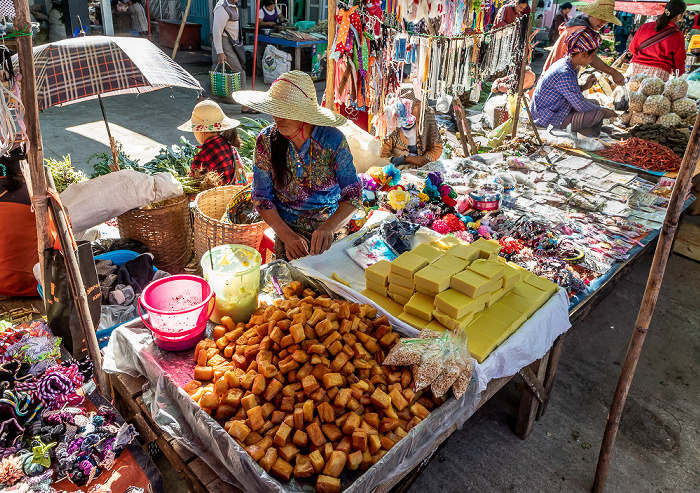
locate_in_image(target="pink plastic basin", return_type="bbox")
[138,275,215,351]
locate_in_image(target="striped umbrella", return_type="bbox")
[12,36,203,169]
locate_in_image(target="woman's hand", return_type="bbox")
[406,155,429,166]
[217,53,226,63]
[281,231,310,260]
[310,225,334,256]
[601,108,619,119]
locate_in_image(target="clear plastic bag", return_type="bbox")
[672,98,697,118]
[657,113,681,127]
[628,91,646,112]
[639,77,665,96]
[643,94,671,116]
[630,112,657,126]
[663,78,688,101]
[628,74,648,92]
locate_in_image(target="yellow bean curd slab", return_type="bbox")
[360,289,404,318]
[414,265,452,294]
[365,279,389,297]
[404,292,436,322]
[432,308,475,331]
[398,310,429,330]
[467,259,505,281]
[390,252,428,279]
[450,269,492,299]
[444,244,481,262]
[365,259,392,286]
[432,255,471,275]
[522,272,558,297]
[388,282,415,300]
[411,242,444,263]
[434,289,478,320]
[387,272,415,290]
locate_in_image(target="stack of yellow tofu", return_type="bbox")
[360,237,558,364]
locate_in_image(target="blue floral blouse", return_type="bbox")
[252,124,362,234]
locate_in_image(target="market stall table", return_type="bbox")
[256,34,327,71]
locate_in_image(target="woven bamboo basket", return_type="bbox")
[117,195,193,274]
[193,185,268,261]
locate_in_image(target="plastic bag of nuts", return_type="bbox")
[639,76,665,96]
[383,339,424,366]
[628,74,648,92]
[628,91,646,112]
[643,94,671,116]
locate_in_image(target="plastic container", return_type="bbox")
[201,244,261,324]
[138,275,215,351]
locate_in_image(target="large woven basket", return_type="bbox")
[117,195,192,274]
[193,185,268,261]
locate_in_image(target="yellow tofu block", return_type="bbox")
[388,282,415,300]
[415,285,439,297]
[365,260,392,286]
[366,279,389,297]
[466,314,512,347]
[390,252,428,278]
[467,259,505,282]
[414,265,452,294]
[482,304,527,333]
[360,289,404,318]
[512,282,549,306]
[411,243,443,263]
[426,319,449,332]
[388,272,415,289]
[433,308,475,331]
[467,332,499,364]
[446,244,481,262]
[485,287,506,308]
[432,255,470,275]
[501,264,522,291]
[431,236,464,251]
[404,292,435,321]
[450,269,492,298]
[523,273,558,297]
[471,238,502,255]
[434,289,477,320]
[390,292,411,305]
[398,311,428,330]
[500,293,540,318]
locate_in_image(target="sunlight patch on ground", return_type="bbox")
[65,121,165,162]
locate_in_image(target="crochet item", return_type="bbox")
[0,454,23,485]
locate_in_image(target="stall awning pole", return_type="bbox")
[324,0,337,108]
[592,110,700,493]
[172,0,193,60]
[510,0,534,140]
[252,0,261,90]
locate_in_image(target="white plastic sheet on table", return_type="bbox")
[104,254,570,492]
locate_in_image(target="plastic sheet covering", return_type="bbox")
[104,262,483,492]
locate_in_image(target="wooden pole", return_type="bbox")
[146,0,152,41]
[523,102,542,146]
[592,110,700,492]
[13,0,52,279]
[324,0,337,109]
[171,0,193,60]
[46,189,111,399]
[510,2,533,140]
[453,98,478,156]
[252,0,261,90]
[98,94,120,172]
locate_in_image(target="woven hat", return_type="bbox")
[577,0,622,26]
[232,71,346,127]
[178,100,240,132]
[567,28,602,54]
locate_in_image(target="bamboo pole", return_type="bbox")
[98,94,120,172]
[592,110,700,492]
[12,0,52,278]
[172,0,193,60]
[252,0,261,90]
[324,0,337,109]
[510,1,533,140]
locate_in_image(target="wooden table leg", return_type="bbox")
[295,47,301,70]
[515,351,549,439]
[536,335,566,420]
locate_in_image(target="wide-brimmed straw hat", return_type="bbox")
[232,71,346,127]
[577,0,622,26]
[178,100,240,132]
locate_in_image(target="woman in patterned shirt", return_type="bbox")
[234,71,362,260]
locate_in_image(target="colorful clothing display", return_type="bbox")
[190,134,245,185]
[530,57,602,128]
[252,125,362,234]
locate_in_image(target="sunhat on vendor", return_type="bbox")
[177,99,240,132]
[232,70,346,127]
[576,0,622,26]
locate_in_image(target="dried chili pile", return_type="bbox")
[597,137,681,172]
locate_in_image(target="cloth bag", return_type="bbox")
[210,62,242,97]
[263,45,291,84]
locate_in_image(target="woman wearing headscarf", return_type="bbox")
[625,0,687,81]
[233,71,362,260]
[530,29,618,136]
[381,84,443,168]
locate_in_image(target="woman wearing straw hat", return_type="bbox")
[233,71,362,260]
[624,0,687,81]
[543,0,626,87]
[531,29,619,137]
[178,100,247,185]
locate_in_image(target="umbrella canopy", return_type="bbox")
[13,36,202,111]
[574,0,690,15]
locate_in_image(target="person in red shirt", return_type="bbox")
[178,100,247,185]
[493,0,530,29]
[625,0,687,81]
